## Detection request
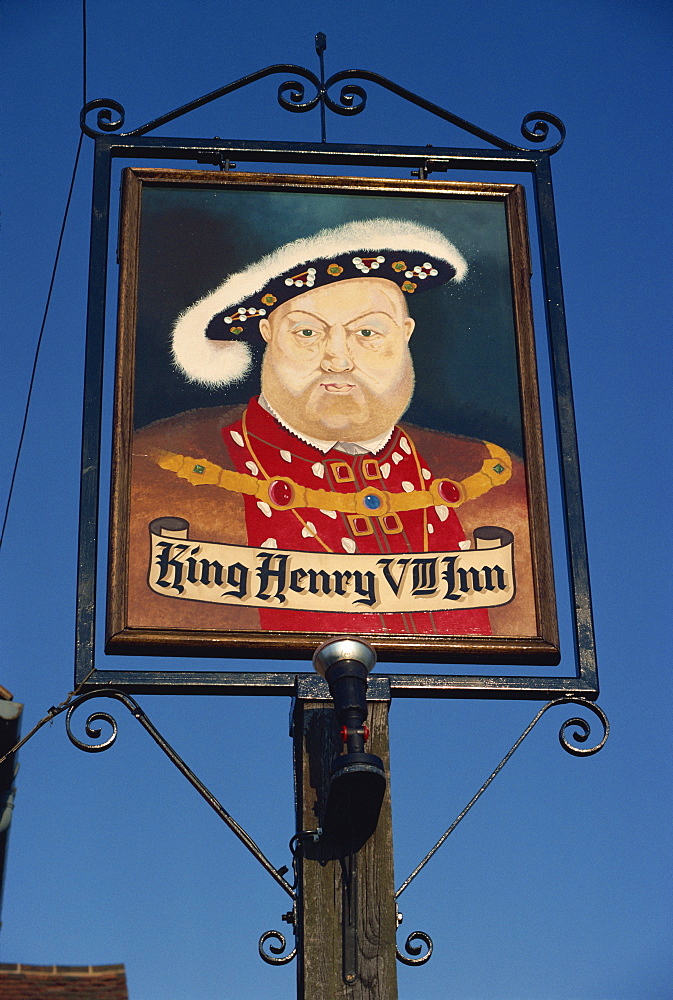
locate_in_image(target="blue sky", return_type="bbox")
[1,2,671,998]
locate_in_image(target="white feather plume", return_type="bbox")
[171,217,467,385]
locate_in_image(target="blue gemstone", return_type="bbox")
[364,494,381,510]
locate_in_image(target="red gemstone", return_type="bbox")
[268,479,293,507]
[438,480,461,504]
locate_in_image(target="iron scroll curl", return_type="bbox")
[277,69,322,114]
[520,110,566,155]
[558,699,609,756]
[323,78,368,117]
[80,98,126,138]
[258,930,297,965]
[396,929,434,966]
[66,701,119,752]
[65,689,138,751]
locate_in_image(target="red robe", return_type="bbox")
[222,397,491,636]
[124,402,535,645]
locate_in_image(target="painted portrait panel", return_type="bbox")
[107,169,558,663]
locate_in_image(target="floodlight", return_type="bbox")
[312,637,386,840]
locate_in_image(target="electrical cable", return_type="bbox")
[0,0,88,553]
[0,134,84,551]
[0,668,95,769]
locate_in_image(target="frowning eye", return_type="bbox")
[296,328,317,338]
[357,328,376,338]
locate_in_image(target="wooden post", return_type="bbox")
[292,676,398,999]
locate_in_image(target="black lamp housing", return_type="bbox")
[313,638,386,842]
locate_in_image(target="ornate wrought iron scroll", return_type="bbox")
[2,683,607,972]
[80,33,564,153]
[393,697,609,965]
[396,697,608,900]
[258,929,297,966]
[62,689,299,963]
[395,905,433,967]
[396,931,434,967]
[62,690,295,895]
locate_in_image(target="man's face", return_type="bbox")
[258,277,415,442]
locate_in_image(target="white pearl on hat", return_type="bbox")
[285,278,294,286]
[376,256,385,263]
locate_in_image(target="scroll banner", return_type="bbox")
[147,517,515,613]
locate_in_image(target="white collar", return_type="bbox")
[259,395,395,455]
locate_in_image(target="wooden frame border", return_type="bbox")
[106,168,559,665]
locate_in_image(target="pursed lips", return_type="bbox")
[320,381,356,393]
